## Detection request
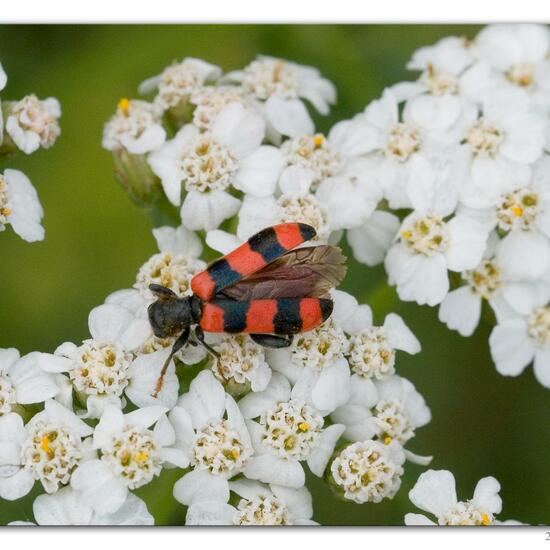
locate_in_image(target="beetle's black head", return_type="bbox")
[147,284,193,339]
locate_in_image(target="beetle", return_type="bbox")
[147,222,347,397]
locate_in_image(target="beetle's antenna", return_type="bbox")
[152,327,190,398]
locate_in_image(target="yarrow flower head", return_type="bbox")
[189,85,245,131]
[266,296,352,414]
[36,303,150,418]
[139,57,222,111]
[226,55,336,138]
[208,333,272,394]
[405,470,503,525]
[239,373,345,488]
[0,401,92,500]
[237,167,332,244]
[10,486,154,526]
[330,439,405,504]
[102,98,166,155]
[0,348,59,415]
[148,103,283,230]
[0,169,44,242]
[5,94,61,154]
[70,405,183,515]
[185,479,316,525]
[170,371,253,508]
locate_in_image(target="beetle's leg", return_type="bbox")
[193,326,220,359]
[250,334,293,348]
[152,327,189,398]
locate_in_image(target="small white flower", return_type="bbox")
[394,36,480,100]
[189,85,245,131]
[14,487,154,525]
[0,169,44,242]
[226,56,336,138]
[353,89,459,210]
[208,333,272,393]
[0,348,59,415]
[370,376,431,446]
[266,295,351,414]
[475,24,550,112]
[330,439,405,504]
[489,295,550,387]
[335,292,420,380]
[239,373,345,488]
[0,401,93,500]
[405,469,502,525]
[237,167,331,243]
[102,98,166,154]
[139,57,222,111]
[71,405,183,515]
[186,479,316,525]
[36,304,151,418]
[134,224,205,302]
[279,128,382,230]
[149,103,283,230]
[438,235,550,337]
[385,211,488,306]
[6,95,61,154]
[456,87,545,209]
[170,370,253,507]
[458,158,550,281]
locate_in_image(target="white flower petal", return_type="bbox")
[238,372,291,419]
[244,454,305,488]
[173,469,230,505]
[4,169,44,242]
[177,370,226,429]
[307,424,345,477]
[180,189,240,232]
[409,469,457,517]
[213,103,265,159]
[438,286,482,337]
[186,502,235,525]
[383,313,421,354]
[489,319,534,377]
[472,476,502,514]
[533,348,550,388]
[234,146,283,197]
[265,96,314,137]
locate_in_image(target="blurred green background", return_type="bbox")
[0,24,548,527]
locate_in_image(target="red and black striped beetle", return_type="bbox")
[148,222,347,396]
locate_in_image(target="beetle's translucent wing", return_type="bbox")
[218,245,347,301]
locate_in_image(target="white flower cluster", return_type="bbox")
[329,23,550,389]
[0,196,432,524]
[384,24,550,389]
[0,224,431,524]
[0,62,61,242]
[4,25,548,526]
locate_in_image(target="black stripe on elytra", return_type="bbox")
[319,298,334,321]
[218,300,250,333]
[248,226,286,262]
[207,259,242,293]
[273,298,303,335]
[298,223,316,243]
